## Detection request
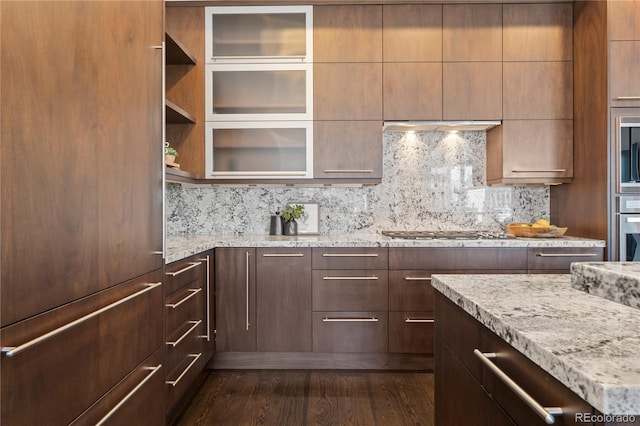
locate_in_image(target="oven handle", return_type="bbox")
[625,217,640,223]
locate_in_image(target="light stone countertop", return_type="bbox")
[165,234,605,264]
[431,273,640,415]
[572,262,640,310]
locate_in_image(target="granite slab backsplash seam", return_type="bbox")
[166,130,549,236]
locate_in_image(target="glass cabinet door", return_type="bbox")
[205,122,313,179]
[205,63,312,121]
[205,6,313,63]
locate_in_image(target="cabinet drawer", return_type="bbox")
[479,327,593,425]
[70,349,164,426]
[526,247,603,272]
[165,284,204,333]
[165,350,207,413]
[389,312,434,354]
[165,257,205,296]
[389,247,527,271]
[166,320,205,373]
[313,311,388,353]
[0,271,163,426]
[389,270,434,311]
[312,248,388,269]
[312,270,388,311]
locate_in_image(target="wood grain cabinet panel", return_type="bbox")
[0,272,163,426]
[256,248,312,352]
[443,62,502,120]
[609,41,640,106]
[503,62,573,120]
[383,62,442,120]
[382,4,442,62]
[527,247,604,273]
[70,349,164,426]
[388,247,527,271]
[487,120,573,185]
[314,63,382,121]
[389,312,434,354]
[312,270,388,312]
[388,271,435,312]
[215,248,256,352]
[312,247,388,270]
[313,121,382,179]
[442,4,502,62]
[0,0,163,328]
[313,311,388,353]
[608,0,640,41]
[503,3,573,62]
[314,5,382,63]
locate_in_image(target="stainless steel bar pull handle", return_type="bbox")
[166,353,202,387]
[473,349,563,424]
[323,169,373,173]
[626,217,640,223]
[166,320,202,348]
[322,276,379,280]
[212,55,306,61]
[1,282,162,357]
[323,317,379,322]
[405,318,434,323]
[166,261,202,277]
[322,253,379,257]
[262,253,305,257]
[512,169,566,173]
[165,288,202,309]
[404,277,431,281]
[199,256,211,342]
[246,251,250,331]
[535,253,598,257]
[96,364,162,426]
[616,96,640,100]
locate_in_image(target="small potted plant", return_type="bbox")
[281,204,305,236]
[165,142,178,166]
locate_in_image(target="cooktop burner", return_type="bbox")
[381,230,512,240]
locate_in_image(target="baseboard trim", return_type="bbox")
[208,352,434,370]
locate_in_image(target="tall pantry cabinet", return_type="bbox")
[1,1,165,424]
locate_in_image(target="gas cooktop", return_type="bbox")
[380,230,512,240]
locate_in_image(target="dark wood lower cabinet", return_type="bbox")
[0,271,163,426]
[215,248,256,352]
[313,311,388,353]
[70,349,164,426]
[256,248,312,352]
[435,293,597,426]
[389,312,434,354]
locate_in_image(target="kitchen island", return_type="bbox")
[431,273,640,424]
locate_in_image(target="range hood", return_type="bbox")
[383,120,501,132]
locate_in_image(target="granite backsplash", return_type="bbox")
[166,130,548,236]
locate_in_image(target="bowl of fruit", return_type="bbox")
[506,219,568,238]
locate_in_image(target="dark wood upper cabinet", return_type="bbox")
[1,0,163,327]
[442,4,502,62]
[382,4,442,62]
[503,3,573,62]
[608,0,640,41]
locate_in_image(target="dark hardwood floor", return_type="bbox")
[175,370,435,426]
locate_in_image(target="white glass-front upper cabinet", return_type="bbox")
[205,63,313,121]
[205,121,313,179]
[205,6,313,63]
[204,6,314,179]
